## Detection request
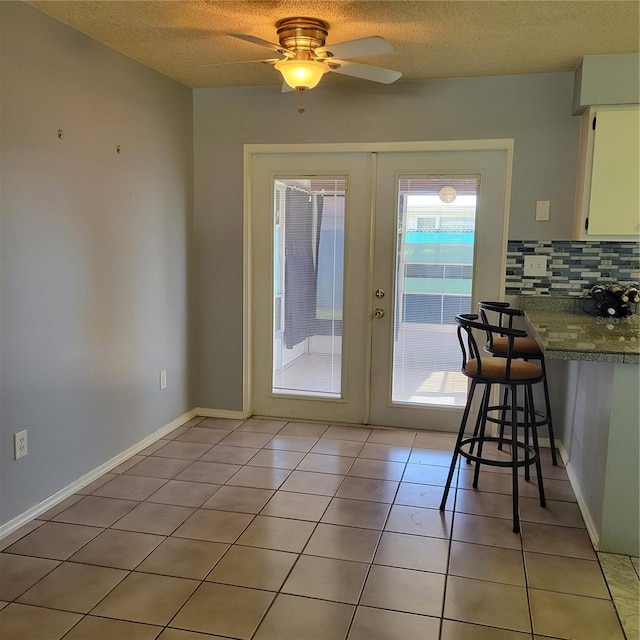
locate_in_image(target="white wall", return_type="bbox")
[193,73,580,411]
[0,3,194,526]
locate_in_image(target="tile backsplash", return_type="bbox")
[505,240,640,296]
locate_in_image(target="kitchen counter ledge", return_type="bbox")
[519,296,639,365]
[518,296,639,557]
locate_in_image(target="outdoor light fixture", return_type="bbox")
[438,186,458,203]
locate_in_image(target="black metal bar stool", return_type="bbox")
[439,313,546,533]
[478,301,558,466]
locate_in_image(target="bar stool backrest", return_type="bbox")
[455,313,528,381]
[477,301,523,352]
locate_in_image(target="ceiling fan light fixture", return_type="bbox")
[275,58,329,89]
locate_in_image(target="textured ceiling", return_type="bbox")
[28,1,640,89]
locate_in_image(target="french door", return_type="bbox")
[247,143,511,431]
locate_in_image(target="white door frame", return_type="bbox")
[243,140,514,421]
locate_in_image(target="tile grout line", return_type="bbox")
[438,459,461,640]
[1,418,628,639]
[341,431,415,640]
[248,431,348,640]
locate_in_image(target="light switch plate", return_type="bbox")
[535,200,550,221]
[524,255,548,277]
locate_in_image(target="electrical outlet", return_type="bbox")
[160,370,167,390]
[14,430,28,460]
[524,255,548,277]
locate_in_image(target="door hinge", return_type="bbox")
[592,116,597,131]
[585,217,589,231]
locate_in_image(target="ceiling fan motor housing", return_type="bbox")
[276,17,329,54]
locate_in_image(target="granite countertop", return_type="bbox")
[518,296,640,364]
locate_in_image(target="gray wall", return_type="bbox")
[0,3,194,526]
[573,53,640,114]
[562,360,612,534]
[0,3,586,526]
[193,73,580,411]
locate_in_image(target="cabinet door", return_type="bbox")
[588,108,639,236]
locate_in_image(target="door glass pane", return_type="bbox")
[393,176,478,407]
[272,177,345,397]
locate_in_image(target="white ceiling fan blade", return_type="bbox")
[315,36,394,60]
[281,82,296,93]
[198,58,280,68]
[329,60,402,84]
[228,33,293,57]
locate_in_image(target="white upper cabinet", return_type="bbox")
[574,106,640,239]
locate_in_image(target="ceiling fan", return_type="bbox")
[228,17,402,92]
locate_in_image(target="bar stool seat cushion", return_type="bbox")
[464,358,543,381]
[490,336,542,356]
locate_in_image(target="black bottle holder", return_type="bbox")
[581,293,635,318]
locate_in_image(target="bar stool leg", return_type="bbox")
[472,383,492,489]
[510,383,520,534]
[527,384,547,507]
[497,385,509,451]
[468,385,490,460]
[523,386,531,483]
[540,357,558,466]
[440,380,478,511]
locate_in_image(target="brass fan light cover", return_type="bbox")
[276,17,329,53]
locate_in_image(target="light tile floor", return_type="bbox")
[598,552,640,640]
[0,417,634,640]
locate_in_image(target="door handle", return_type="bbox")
[374,308,385,319]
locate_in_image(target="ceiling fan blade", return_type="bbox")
[281,82,296,93]
[198,58,280,68]
[329,60,402,84]
[228,33,293,57]
[315,36,394,60]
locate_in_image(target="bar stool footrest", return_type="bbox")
[458,436,538,468]
[485,405,550,428]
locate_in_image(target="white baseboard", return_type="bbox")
[558,441,600,550]
[0,407,250,541]
[194,407,247,420]
[2,410,561,545]
[0,408,198,542]
[538,436,551,449]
